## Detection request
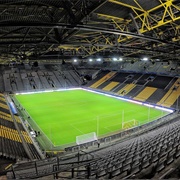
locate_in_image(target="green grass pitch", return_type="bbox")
[15,89,169,147]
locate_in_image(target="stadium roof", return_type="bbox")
[0,0,180,63]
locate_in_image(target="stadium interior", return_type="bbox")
[0,0,180,179]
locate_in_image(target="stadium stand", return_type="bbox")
[90,71,116,89]
[134,87,157,102]
[157,78,180,107]
[0,0,180,179]
[0,93,42,175]
[6,113,180,179]
[146,76,173,89]
[126,85,144,98]
[102,81,119,91]
[136,74,151,86]
[110,72,130,83]
[117,83,136,95]
[2,68,84,92]
[125,73,143,84]
[89,71,180,109]
[0,66,179,178]
[146,89,167,104]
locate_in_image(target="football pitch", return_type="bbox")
[15,89,169,147]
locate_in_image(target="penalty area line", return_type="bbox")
[70,123,84,135]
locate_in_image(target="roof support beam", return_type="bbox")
[133,0,180,33]
[109,0,145,12]
[0,23,179,47]
[129,13,141,35]
[92,0,180,57]
[111,0,180,35]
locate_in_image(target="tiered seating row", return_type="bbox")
[0,125,22,142]
[117,83,136,95]
[0,137,28,159]
[134,87,157,101]
[102,81,119,91]
[0,102,9,110]
[7,115,180,179]
[0,94,41,160]
[84,117,180,179]
[90,71,179,108]
[157,78,180,107]
[3,69,83,92]
[90,72,116,88]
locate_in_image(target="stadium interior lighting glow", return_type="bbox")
[119,57,123,61]
[155,106,174,113]
[144,103,154,108]
[16,88,82,95]
[73,59,77,62]
[113,57,117,61]
[89,58,93,62]
[96,58,101,61]
[142,57,148,61]
[83,88,174,113]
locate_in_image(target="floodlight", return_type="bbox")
[113,57,117,61]
[73,59,77,62]
[96,58,101,61]
[142,57,148,61]
[89,58,93,62]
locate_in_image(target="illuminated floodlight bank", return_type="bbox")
[96,58,101,61]
[142,57,148,61]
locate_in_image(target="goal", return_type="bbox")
[76,132,97,145]
[122,119,139,130]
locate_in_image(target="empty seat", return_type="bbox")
[151,152,159,163]
[110,169,121,178]
[122,164,131,172]
[156,155,167,172]
[116,171,128,179]
[166,148,176,164]
[141,158,150,169]
[130,164,141,175]
[96,169,107,178]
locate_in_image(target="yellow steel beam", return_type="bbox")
[82,0,180,57]
[97,13,128,22]
[105,0,180,34]
[110,0,180,42]
[132,0,179,33]
[101,33,113,45]
[133,0,145,11]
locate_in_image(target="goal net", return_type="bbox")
[122,119,139,130]
[76,132,97,145]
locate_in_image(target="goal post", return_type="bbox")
[76,132,97,145]
[122,119,139,130]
